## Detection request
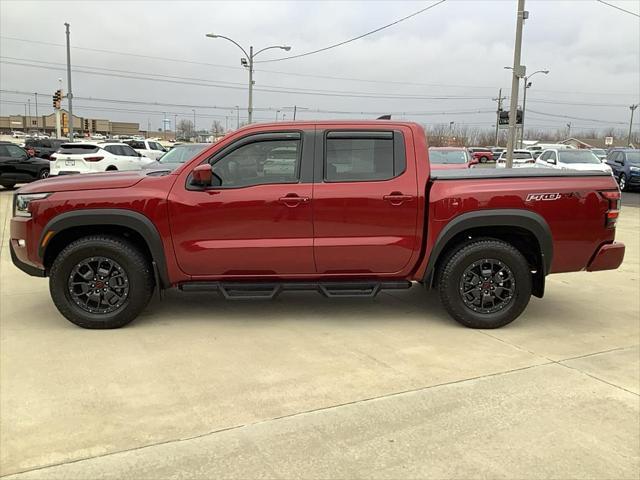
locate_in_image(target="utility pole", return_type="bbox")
[248,46,254,123]
[293,105,297,120]
[34,92,38,132]
[566,122,571,138]
[235,105,240,129]
[493,88,506,146]
[27,99,31,121]
[65,23,74,142]
[629,104,638,146]
[192,109,196,137]
[163,112,166,140]
[505,0,527,168]
[173,114,177,138]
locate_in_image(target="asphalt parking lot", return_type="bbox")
[1,189,639,479]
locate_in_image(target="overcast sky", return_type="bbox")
[1,0,638,135]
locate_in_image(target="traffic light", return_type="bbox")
[498,109,523,125]
[52,90,62,109]
[498,110,509,125]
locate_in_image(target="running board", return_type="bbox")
[178,280,412,300]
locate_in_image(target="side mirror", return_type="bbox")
[469,157,479,165]
[548,158,556,165]
[192,164,213,187]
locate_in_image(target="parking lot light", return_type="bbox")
[205,33,292,123]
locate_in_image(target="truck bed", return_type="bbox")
[431,168,610,180]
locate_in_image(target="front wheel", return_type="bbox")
[618,174,627,191]
[38,169,49,179]
[437,239,532,328]
[49,235,154,329]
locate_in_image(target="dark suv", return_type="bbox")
[605,148,640,191]
[24,138,66,160]
[0,142,50,189]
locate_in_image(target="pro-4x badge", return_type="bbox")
[526,193,561,202]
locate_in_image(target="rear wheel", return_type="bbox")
[618,173,627,191]
[480,156,488,163]
[438,239,532,328]
[49,235,154,329]
[38,169,49,179]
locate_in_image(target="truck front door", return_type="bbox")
[169,131,315,277]
[312,129,419,275]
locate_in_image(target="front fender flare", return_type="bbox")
[39,208,170,288]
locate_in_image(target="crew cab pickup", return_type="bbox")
[10,121,625,329]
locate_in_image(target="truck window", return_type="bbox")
[212,139,300,187]
[325,133,396,182]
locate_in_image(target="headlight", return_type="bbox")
[630,166,640,173]
[14,193,51,218]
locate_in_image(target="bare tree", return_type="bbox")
[210,120,225,136]
[177,119,194,139]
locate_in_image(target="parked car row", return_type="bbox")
[0,141,50,189]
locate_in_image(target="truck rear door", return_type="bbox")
[312,128,419,275]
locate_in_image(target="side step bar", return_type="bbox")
[179,280,412,300]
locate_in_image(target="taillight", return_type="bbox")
[600,190,621,229]
[84,156,104,162]
[49,154,56,161]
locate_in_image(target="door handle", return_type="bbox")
[383,193,414,205]
[278,195,309,207]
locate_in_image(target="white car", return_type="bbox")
[91,133,106,140]
[495,150,536,168]
[11,131,26,138]
[535,149,612,174]
[124,139,167,161]
[50,142,154,176]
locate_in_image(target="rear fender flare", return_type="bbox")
[424,209,553,286]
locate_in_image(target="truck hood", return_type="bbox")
[16,171,147,194]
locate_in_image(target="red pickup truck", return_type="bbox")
[10,121,625,330]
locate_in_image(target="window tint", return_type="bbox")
[59,144,100,154]
[6,145,27,159]
[548,151,557,161]
[325,136,395,182]
[212,139,300,187]
[539,151,550,161]
[104,145,122,155]
[151,142,163,150]
[121,145,138,156]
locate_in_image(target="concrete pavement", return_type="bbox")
[1,189,639,479]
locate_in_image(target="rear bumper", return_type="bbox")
[587,242,625,272]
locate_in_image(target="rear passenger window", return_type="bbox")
[324,131,403,182]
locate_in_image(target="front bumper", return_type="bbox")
[587,242,625,272]
[10,241,45,277]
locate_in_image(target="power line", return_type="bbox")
[596,0,640,17]
[1,35,636,97]
[255,0,447,63]
[526,109,627,125]
[0,59,492,100]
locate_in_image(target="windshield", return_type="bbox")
[429,149,467,164]
[558,150,601,164]
[591,149,606,156]
[159,144,208,164]
[627,151,640,164]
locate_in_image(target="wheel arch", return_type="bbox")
[40,209,169,288]
[424,209,553,298]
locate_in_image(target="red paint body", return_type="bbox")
[11,121,624,287]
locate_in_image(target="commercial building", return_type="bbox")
[0,111,140,137]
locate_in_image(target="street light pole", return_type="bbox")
[206,34,291,124]
[520,69,549,148]
[629,104,638,146]
[505,0,527,168]
[192,109,196,138]
[65,22,74,142]
[34,92,38,132]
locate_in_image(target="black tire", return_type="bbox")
[1,183,16,190]
[618,174,627,192]
[38,169,49,180]
[438,239,532,329]
[49,235,154,329]
[480,156,488,163]
[106,166,118,171]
